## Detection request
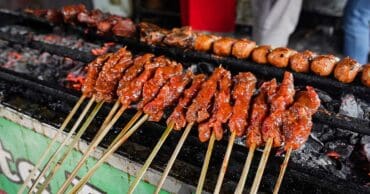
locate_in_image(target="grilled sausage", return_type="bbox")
[213,37,237,56]
[310,55,338,76]
[362,64,370,87]
[231,39,256,59]
[334,57,361,83]
[267,47,297,68]
[290,50,316,73]
[194,34,220,52]
[251,45,272,64]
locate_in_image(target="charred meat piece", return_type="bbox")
[267,47,297,68]
[213,37,237,57]
[117,56,166,107]
[198,70,232,142]
[96,15,122,35]
[228,72,256,137]
[163,26,196,48]
[82,53,112,97]
[167,74,207,130]
[138,61,183,109]
[61,4,87,24]
[186,67,227,124]
[118,53,154,91]
[194,34,220,52]
[231,39,256,59]
[310,54,338,76]
[139,22,169,45]
[283,86,320,150]
[77,9,105,27]
[289,50,316,73]
[262,72,295,147]
[362,64,370,87]
[95,48,133,102]
[334,57,361,83]
[251,45,272,64]
[246,79,277,147]
[112,19,136,38]
[46,9,63,23]
[144,71,193,121]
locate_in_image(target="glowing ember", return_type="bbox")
[326,151,341,160]
[65,72,84,91]
[91,42,115,56]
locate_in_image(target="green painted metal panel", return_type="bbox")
[0,117,169,194]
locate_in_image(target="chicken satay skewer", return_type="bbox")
[69,57,178,192]
[251,72,295,194]
[34,49,133,194]
[57,51,136,194]
[19,53,111,194]
[197,69,232,194]
[214,72,256,193]
[127,72,192,193]
[154,74,207,194]
[273,86,320,194]
[17,95,85,194]
[235,79,277,194]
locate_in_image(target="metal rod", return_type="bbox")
[128,122,175,194]
[27,96,96,193]
[33,101,104,194]
[250,138,273,194]
[235,144,256,194]
[56,101,122,194]
[154,122,194,194]
[214,131,236,194]
[17,95,86,194]
[70,114,149,193]
[273,147,292,194]
[196,132,216,194]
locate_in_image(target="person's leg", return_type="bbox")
[343,0,370,64]
[252,0,302,47]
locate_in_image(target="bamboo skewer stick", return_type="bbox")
[18,95,86,194]
[250,138,273,194]
[154,122,194,194]
[214,131,236,194]
[56,101,122,194]
[128,122,175,194]
[70,114,149,193]
[234,143,256,194]
[109,111,143,146]
[196,132,216,194]
[27,96,96,193]
[32,101,104,194]
[273,147,292,194]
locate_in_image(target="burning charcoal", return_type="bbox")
[325,140,354,160]
[339,94,364,119]
[363,143,370,162]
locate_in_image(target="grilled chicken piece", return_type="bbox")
[251,45,272,64]
[167,74,207,130]
[194,34,220,52]
[262,72,295,147]
[282,86,320,150]
[112,19,136,38]
[213,37,237,56]
[334,57,361,83]
[61,4,87,24]
[198,70,232,142]
[82,54,112,97]
[246,79,277,147]
[94,48,133,102]
[231,39,256,59]
[267,47,297,68]
[290,50,316,73]
[310,55,338,76]
[362,64,370,87]
[77,9,105,27]
[139,22,169,45]
[228,72,256,137]
[163,26,196,48]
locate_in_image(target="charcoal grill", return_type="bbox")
[0,8,369,194]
